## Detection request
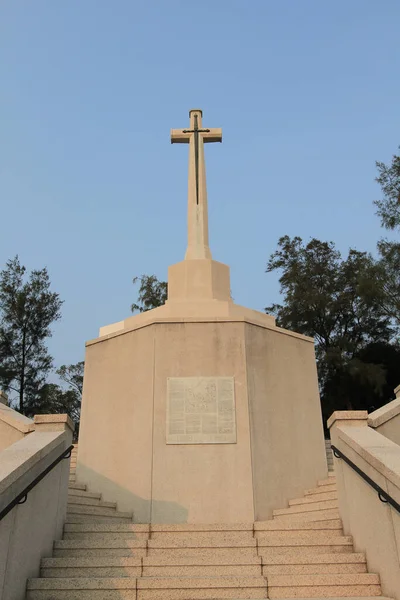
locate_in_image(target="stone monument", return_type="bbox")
[77,109,327,524]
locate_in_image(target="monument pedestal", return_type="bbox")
[78,292,326,523]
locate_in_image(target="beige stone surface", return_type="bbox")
[329,417,400,599]
[327,410,368,429]
[0,403,34,451]
[368,398,400,445]
[97,296,279,340]
[245,323,326,521]
[79,317,326,524]
[171,109,221,261]
[168,259,230,302]
[0,426,72,600]
[395,384,400,398]
[34,413,75,433]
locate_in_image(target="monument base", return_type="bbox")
[78,302,327,524]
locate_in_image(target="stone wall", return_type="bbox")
[329,411,400,600]
[0,414,73,600]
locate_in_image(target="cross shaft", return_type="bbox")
[171,109,222,260]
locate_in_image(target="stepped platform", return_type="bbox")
[26,449,389,600]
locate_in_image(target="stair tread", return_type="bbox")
[267,573,379,585]
[66,505,132,518]
[28,576,268,589]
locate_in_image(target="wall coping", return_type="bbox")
[33,414,75,432]
[0,403,34,434]
[336,424,400,491]
[368,398,400,429]
[395,384,400,398]
[327,410,368,430]
[0,430,68,496]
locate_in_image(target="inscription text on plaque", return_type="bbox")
[166,377,236,444]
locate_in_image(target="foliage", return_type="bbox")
[374,149,400,232]
[0,256,63,414]
[265,236,394,422]
[26,382,81,423]
[361,240,400,330]
[371,151,400,328]
[131,275,167,313]
[57,361,84,396]
[25,362,84,438]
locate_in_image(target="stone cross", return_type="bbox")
[171,109,222,260]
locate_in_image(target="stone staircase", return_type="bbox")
[26,445,390,599]
[325,439,334,472]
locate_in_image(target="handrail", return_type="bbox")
[0,444,73,522]
[331,444,400,514]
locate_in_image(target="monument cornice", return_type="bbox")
[86,314,315,347]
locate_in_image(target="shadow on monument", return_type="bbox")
[76,462,189,524]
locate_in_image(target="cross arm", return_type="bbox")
[171,129,190,144]
[203,128,222,143]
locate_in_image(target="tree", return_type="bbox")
[372,149,400,328]
[265,236,394,422]
[26,382,81,423]
[57,361,84,396]
[374,149,400,232]
[131,275,167,313]
[0,257,63,414]
[363,240,400,329]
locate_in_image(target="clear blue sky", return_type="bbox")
[1,1,399,369]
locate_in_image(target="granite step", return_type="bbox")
[63,523,150,541]
[317,476,336,486]
[67,481,87,491]
[66,505,132,518]
[40,557,264,578]
[288,491,338,506]
[142,564,263,577]
[255,519,342,532]
[67,488,102,500]
[27,576,269,600]
[147,548,259,560]
[136,575,268,599]
[304,484,337,496]
[256,532,352,547]
[263,562,367,575]
[143,555,263,566]
[41,556,142,578]
[147,537,257,549]
[150,523,254,533]
[267,572,380,598]
[149,532,255,544]
[258,539,353,555]
[53,538,147,558]
[67,495,116,508]
[65,514,134,524]
[273,509,341,522]
[259,546,354,561]
[261,551,366,571]
[273,500,338,517]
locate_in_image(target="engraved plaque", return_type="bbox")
[166,377,236,444]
